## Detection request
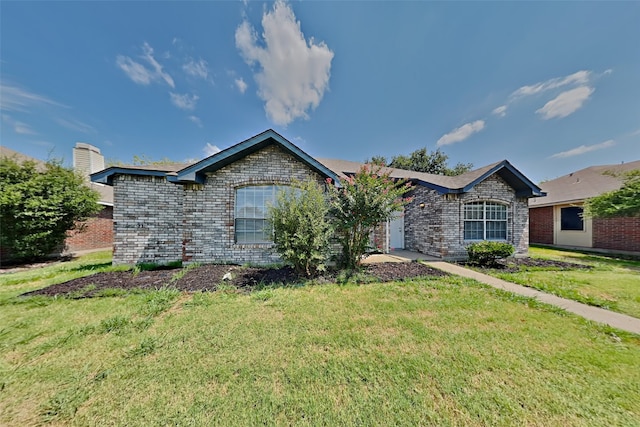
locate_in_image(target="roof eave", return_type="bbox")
[90,167,169,186]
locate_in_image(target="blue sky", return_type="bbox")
[2,1,639,183]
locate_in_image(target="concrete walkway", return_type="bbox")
[364,250,640,334]
[426,261,640,335]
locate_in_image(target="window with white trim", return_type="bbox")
[235,185,288,243]
[463,201,508,240]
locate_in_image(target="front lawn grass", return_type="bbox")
[1,252,639,426]
[490,246,640,318]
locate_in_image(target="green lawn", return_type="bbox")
[490,247,640,319]
[1,252,639,426]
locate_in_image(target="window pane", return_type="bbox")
[486,221,507,240]
[464,203,484,220]
[561,207,584,231]
[464,221,484,240]
[235,185,287,243]
[486,203,507,220]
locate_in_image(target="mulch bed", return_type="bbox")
[21,262,447,299]
[463,257,593,273]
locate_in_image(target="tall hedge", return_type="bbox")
[0,157,101,262]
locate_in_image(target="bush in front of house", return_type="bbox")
[326,164,414,270]
[267,180,333,277]
[466,241,515,267]
[0,157,101,263]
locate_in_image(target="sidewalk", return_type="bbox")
[426,261,640,335]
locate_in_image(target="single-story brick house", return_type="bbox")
[529,160,640,253]
[91,129,544,265]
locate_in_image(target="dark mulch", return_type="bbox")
[21,261,448,299]
[465,257,593,273]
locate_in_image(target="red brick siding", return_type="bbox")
[529,206,554,245]
[593,217,640,252]
[65,206,113,252]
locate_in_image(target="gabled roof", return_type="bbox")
[317,158,544,197]
[172,129,339,184]
[92,130,340,186]
[529,160,640,208]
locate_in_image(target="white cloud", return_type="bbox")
[116,42,174,88]
[203,143,221,156]
[235,77,248,94]
[551,140,615,159]
[436,120,485,147]
[492,105,507,117]
[0,84,66,112]
[235,0,334,126]
[188,115,203,127]
[510,70,590,99]
[56,117,96,134]
[170,92,199,110]
[2,114,37,135]
[183,58,210,80]
[536,86,594,120]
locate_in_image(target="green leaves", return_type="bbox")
[267,180,333,277]
[584,170,640,218]
[466,241,515,267]
[327,164,413,269]
[0,157,101,262]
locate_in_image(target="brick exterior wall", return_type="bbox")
[405,174,530,260]
[111,145,324,265]
[112,175,184,265]
[182,145,325,265]
[65,205,114,252]
[111,148,534,264]
[593,217,640,252]
[529,206,554,245]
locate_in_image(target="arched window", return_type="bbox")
[464,201,507,241]
[235,185,288,243]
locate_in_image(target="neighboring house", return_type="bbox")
[65,143,114,253]
[91,129,544,265]
[0,144,113,259]
[529,160,640,253]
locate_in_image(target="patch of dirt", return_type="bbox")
[467,257,593,273]
[21,262,448,299]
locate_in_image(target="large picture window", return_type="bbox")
[235,185,288,243]
[560,206,584,231]
[464,202,507,240]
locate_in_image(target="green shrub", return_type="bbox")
[327,164,413,269]
[0,157,101,263]
[467,241,515,266]
[267,180,333,277]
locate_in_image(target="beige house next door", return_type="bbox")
[554,204,592,247]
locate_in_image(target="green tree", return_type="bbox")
[327,164,413,269]
[584,170,640,218]
[0,157,101,262]
[267,180,333,276]
[369,148,472,176]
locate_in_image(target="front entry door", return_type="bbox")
[389,211,404,250]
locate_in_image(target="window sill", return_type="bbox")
[233,243,275,249]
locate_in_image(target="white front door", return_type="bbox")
[389,210,404,250]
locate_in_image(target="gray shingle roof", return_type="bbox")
[91,131,541,197]
[528,160,640,208]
